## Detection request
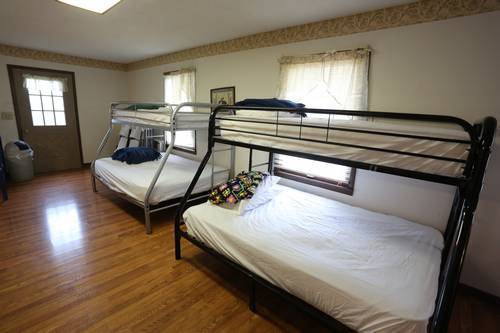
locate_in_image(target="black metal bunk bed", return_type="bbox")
[174,105,496,332]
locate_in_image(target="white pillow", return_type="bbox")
[209,175,281,215]
[240,175,281,214]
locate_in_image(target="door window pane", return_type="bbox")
[39,81,54,95]
[52,89,63,97]
[31,111,44,126]
[44,111,55,125]
[54,112,66,126]
[42,95,54,110]
[53,96,64,111]
[29,94,42,110]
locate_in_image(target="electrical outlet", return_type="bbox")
[1,112,14,120]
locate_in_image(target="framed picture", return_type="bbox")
[210,86,235,110]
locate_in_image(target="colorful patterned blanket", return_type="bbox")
[208,171,266,206]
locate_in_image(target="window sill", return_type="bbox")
[171,145,197,155]
[274,168,355,196]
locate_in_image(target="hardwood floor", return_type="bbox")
[0,169,499,332]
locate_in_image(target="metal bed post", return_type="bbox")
[143,104,178,234]
[142,102,221,234]
[90,102,116,193]
[268,152,274,174]
[249,278,257,312]
[430,116,496,333]
[248,148,253,171]
[211,155,215,188]
[175,105,221,259]
[229,145,236,178]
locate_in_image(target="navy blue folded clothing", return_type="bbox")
[234,98,307,117]
[112,147,161,164]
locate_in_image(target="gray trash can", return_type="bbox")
[5,141,34,182]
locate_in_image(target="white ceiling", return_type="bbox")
[0,0,415,63]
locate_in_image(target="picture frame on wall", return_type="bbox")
[210,86,235,111]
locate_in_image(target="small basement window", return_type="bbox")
[274,154,356,195]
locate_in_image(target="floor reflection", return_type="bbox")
[46,202,83,248]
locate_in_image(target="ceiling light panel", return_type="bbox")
[56,0,122,14]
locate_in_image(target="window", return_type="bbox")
[24,75,67,127]
[275,49,370,195]
[164,69,196,154]
[274,155,356,195]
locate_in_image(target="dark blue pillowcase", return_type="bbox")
[112,147,161,165]
[234,98,307,117]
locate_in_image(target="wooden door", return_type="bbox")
[8,65,83,173]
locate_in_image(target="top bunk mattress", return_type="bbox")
[94,154,229,205]
[218,115,471,178]
[112,108,210,129]
[183,185,444,333]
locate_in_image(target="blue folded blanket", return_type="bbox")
[234,98,307,117]
[112,147,161,164]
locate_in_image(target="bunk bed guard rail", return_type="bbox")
[175,105,496,333]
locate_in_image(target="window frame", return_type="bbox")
[275,50,370,196]
[163,68,197,154]
[28,89,66,127]
[166,130,197,155]
[274,162,356,196]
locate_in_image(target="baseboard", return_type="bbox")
[459,283,500,306]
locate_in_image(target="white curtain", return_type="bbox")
[23,74,68,94]
[275,48,370,185]
[164,69,196,149]
[164,69,195,110]
[278,49,370,116]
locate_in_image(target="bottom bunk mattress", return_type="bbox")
[183,185,443,333]
[94,154,229,205]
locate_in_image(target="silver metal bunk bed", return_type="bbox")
[90,102,234,234]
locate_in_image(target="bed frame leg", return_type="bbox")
[91,175,97,193]
[175,231,181,260]
[144,206,152,234]
[249,278,256,312]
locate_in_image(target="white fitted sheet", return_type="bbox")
[113,109,210,129]
[94,154,229,205]
[184,186,443,332]
[219,115,470,178]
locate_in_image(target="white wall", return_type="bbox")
[0,55,128,163]
[128,11,500,296]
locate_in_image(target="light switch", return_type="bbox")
[1,112,14,120]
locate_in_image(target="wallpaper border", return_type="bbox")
[1,0,499,72]
[127,0,500,71]
[0,44,126,72]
